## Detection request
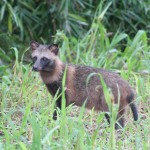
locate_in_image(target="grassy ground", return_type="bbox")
[0,51,150,149]
[0,17,150,149]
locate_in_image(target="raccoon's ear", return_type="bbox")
[30,41,39,50]
[48,44,59,55]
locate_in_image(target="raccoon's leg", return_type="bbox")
[105,111,125,130]
[105,113,110,124]
[53,98,62,120]
[53,110,57,120]
[115,110,125,129]
[115,117,125,129]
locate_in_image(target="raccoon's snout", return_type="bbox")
[32,66,39,71]
[32,58,55,72]
[32,65,42,71]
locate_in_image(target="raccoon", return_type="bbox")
[30,41,138,129]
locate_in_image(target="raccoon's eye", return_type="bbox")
[32,56,37,63]
[41,57,49,62]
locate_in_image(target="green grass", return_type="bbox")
[0,62,149,149]
[0,39,150,150]
[0,11,150,149]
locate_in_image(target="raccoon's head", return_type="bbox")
[30,41,59,72]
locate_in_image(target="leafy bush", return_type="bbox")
[0,1,150,77]
[0,0,93,41]
[1,0,150,42]
[104,0,150,37]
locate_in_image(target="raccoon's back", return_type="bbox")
[72,65,132,110]
[74,65,124,89]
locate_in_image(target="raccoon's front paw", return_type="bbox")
[53,110,58,120]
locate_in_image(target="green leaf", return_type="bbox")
[42,126,60,144]
[68,13,88,25]
[110,33,128,48]
[8,14,12,33]
[0,4,6,21]
[18,142,27,150]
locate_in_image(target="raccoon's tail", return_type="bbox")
[127,92,138,121]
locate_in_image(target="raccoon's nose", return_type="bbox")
[33,66,38,71]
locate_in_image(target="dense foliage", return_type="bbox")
[0,1,150,149]
[0,0,150,41]
[0,0,150,75]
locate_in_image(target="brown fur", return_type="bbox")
[64,65,137,128]
[30,41,138,129]
[45,63,134,114]
[65,65,76,105]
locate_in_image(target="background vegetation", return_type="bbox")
[0,0,150,149]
